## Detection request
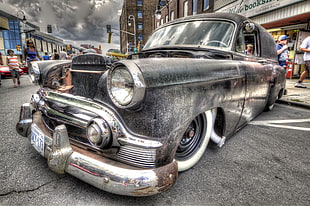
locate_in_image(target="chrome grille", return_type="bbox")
[38,91,159,169]
[117,145,156,168]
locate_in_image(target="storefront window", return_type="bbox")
[3,21,22,55]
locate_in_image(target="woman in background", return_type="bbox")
[23,39,41,65]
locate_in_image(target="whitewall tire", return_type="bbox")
[175,110,212,172]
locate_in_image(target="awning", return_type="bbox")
[251,1,310,28]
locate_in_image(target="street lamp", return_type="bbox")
[155,0,170,21]
[128,15,136,51]
[155,5,162,20]
[17,10,27,53]
[17,10,27,24]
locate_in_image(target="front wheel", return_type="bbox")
[175,110,212,172]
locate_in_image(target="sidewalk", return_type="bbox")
[277,78,310,109]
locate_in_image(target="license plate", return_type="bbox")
[31,125,45,156]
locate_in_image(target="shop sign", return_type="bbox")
[218,0,304,17]
[0,16,9,30]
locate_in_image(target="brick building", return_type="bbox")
[154,0,213,28]
[119,0,214,54]
[120,0,309,65]
[119,0,158,54]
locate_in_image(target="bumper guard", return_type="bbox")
[16,105,178,196]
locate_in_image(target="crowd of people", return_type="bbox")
[40,47,79,61]
[276,34,309,88]
[0,40,83,87]
[22,40,80,62]
[1,36,309,88]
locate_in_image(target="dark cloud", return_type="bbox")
[1,0,123,48]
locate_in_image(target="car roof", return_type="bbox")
[155,12,278,61]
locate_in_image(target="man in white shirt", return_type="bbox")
[59,48,67,60]
[295,36,310,88]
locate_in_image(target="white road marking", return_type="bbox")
[249,118,310,131]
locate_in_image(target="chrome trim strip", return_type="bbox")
[41,102,88,128]
[70,69,106,73]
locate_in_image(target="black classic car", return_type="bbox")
[16,13,286,196]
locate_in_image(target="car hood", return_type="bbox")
[118,58,242,88]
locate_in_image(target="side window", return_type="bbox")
[236,30,245,53]
[244,33,257,56]
[236,27,260,56]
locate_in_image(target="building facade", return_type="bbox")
[120,0,310,77]
[214,0,310,77]
[120,0,159,54]
[120,0,214,54]
[0,9,64,64]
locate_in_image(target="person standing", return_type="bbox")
[71,51,78,59]
[59,48,67,60]
[276,35,290,68]
[295,35,310,88]
[7,49,21,87]
[51,49,60,60]
[42,52,50,60]
[23,39,41,66]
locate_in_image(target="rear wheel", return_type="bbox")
[175,110,212,172]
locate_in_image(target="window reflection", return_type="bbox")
[144,21,234,49]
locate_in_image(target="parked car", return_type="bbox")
[0,65,24,78]
[16,13,286,196]
[20,64,29,74]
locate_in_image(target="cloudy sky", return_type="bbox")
[0,0,123,50]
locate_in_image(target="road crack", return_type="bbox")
[0,176,66,197]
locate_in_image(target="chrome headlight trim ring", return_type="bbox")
[107,61,146,109]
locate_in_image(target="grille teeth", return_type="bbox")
[40,95,157,169]
[117,145,156,168]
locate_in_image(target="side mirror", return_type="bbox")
[244,22,255,33]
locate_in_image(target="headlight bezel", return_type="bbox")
[107,62,146,109]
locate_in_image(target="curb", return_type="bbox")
[276,99,310,110]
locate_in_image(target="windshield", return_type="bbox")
[144,20,235,50]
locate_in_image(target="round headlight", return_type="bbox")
[108,63,146,109]
[87,119,111,149]
[110,67,134,106]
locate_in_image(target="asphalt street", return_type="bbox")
[0,75,309,206]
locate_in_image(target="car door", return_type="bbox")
[233,24,272,128]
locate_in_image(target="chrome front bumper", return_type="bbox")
[16,104,178,197]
